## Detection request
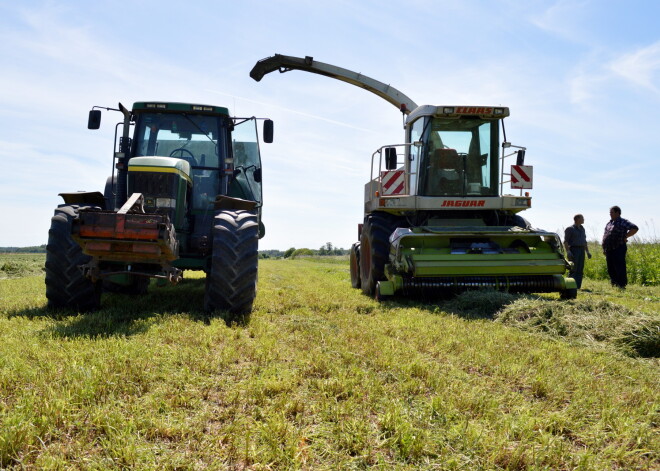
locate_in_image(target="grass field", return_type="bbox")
[583,241,660,286]
[0,255,658,470]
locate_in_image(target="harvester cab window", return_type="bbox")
[420,118,498,197]
[407,117,426,194]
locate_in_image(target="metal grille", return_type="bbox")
[130,173,177,198]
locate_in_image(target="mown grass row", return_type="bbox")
[1,259,658,469]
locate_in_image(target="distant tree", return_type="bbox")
[283,247,296,258]
[291,248,314,258]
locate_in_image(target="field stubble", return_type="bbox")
[0,255,658,470]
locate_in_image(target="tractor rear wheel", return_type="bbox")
[45,205,101,311]
[360,213,398,296]
[204,210,259,322]
[349,242,361,289]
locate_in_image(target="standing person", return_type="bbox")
[602,206,638,289]
[564,214,591,289]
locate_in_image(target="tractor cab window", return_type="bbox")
[229,118,263,206]
[419,118,499,197]
[134,113,226,210]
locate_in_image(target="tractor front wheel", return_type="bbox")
[45,205,101,311]
[204,210,259,322]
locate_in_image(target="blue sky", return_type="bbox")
[1,0,658,250]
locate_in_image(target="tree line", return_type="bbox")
[260,242,349,259]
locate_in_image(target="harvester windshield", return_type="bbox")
[411,116,499,197]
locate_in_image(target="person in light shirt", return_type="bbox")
[564,214,591,289]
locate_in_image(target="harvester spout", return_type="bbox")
[250,53,418,115]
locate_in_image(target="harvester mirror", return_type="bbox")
[253,168,262,183]
[516,149,526,165]
[88,109,102,130]
[263,119,274,143]
[385,147,397,170]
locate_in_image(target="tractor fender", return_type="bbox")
[58,191,106,209]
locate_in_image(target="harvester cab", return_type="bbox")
[46,101,273,318]
[251,54,577,300]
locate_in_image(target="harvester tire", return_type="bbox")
[560,288,578,300]
[349,242,361,289]
[45,205,102,311]
[205,210,259,322]
[360,213,398,296]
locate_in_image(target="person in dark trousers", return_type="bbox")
[564,214,591,289]
[602,206,638,289]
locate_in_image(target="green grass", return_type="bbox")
[0,258,658,469]
[583,241,660,286]
[0,254,46,279]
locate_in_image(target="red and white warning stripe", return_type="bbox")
[380,170,405,195]
[511,165,533,189]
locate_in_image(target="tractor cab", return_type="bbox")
[45,100,273,317]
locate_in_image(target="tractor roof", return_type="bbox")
[132,102,230,116]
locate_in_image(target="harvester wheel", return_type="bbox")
[349,242,361,289]
[360,213,398,296]
[204,210,259,322]
[45,205,102,311]
[560,288,578,300]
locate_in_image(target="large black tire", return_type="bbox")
[349,242,361,289]
[507,214,532,230]
[360,213,399,296]
[103,175,117,210]
[45,205,102,311]
[560,288,578,300]
[204,210,259,320]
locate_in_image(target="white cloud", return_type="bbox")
[609,41,660,93]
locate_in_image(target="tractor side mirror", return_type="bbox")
[263,119,274,143]
[516,149,526,165]
[88,109,102,130]
[385,147,397,170]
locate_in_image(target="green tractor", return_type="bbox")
[45,101,273,318]
[251,54,577,300]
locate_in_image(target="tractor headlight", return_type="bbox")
[156,197,176,208]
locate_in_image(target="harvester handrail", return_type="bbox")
[370,143,416,197]
[499,142,526,196]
